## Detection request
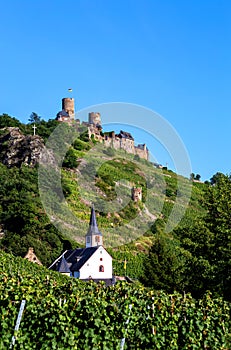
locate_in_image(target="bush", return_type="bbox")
[62,148,78,169]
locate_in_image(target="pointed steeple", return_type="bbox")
[88,205,101,235]
[85,205,103,248]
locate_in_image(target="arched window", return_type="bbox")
[95,236,100,243]
[99,265,104,272]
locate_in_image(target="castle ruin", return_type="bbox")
[131,187,142,202]
[56,97,149,160]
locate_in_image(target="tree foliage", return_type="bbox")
[0,164,75,265]
[28,112,41,124]
[142,233,188,292]
[143,173,231,300]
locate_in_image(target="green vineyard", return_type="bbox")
[0,251,231,349]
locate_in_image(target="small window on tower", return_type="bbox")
[95,236,100,243]
[99,265,104,272]
[87,237,90,243]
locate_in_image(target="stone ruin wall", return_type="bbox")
[134,145,149,160]
[103,134,148,160]
[80,123,149,160]
[131,187,142,202]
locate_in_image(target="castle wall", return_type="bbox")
[103,135,148,160]
[135,145,149,160]
[104,136,134,153]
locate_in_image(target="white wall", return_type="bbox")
[79,247,112,279]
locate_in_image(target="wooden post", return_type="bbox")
[10,299,26,348]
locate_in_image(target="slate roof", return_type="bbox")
[117,130,134,141]
[50,247,99,273]
[56,109,70,118]
[70,247,98,272]
[57,255,71,273]
[64,248,85,265]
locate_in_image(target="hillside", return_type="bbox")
[0,114,203,254]
[1,250,230,349]
[1,113,231,300]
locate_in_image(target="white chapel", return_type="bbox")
[49,206,114,286]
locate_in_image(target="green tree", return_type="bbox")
[0,113,23,129]
[28,112,41,124]
[142,233,188,292]
[203,173,231,299]
[173,222,214,298]
[62,148,78,168]
[190,173,195,181]
[0,164,73,265]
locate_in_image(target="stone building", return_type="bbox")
[131,187,142,202]
[24,247,42,265]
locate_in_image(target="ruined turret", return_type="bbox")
[131,187,142,202]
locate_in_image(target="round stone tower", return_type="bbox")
[62,98,75,120]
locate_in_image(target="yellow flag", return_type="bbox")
[124,259,127,270]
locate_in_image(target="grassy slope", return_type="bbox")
[60,143,206,277]
[0,116,206,276]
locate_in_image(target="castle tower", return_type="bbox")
[62,98,75,120]
[88,112,101,126]
[85,206,103,248]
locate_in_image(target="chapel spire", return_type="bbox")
[85,205,103,248]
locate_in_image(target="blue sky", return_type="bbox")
[0,0,230,181]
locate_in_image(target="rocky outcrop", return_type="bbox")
[0,127,46,168]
